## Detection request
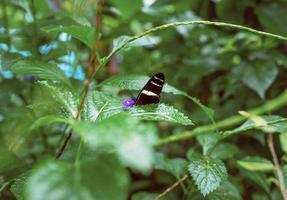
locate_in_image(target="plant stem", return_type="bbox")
[157,89,287,145]
[267,134,287,200]
[154,175,188,200]
[55,0,103,159]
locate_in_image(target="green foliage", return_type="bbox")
[188,155,228,196]
[1,0,287,199]
[24,155,130,200]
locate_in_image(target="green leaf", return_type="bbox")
[256,3,287,37]
[280,131,287,154]
[154,153,188,179]
[237,156,274,172]
[10,59,71,86]
[111,0,143,18]
[224,115,287,137]
[208,180,242,200]
[30,115,70,131]
[24,155,130,200]
[73,113,158,173]
[210,142,239,160]
[0,52,23,71]
[42,25,95,48]
[81,91,123,122]
[239,169,270,194]
[188,156,228,196]
[196,133,221,156]
[29,82,79,119]
[241,61,278,99]
[129,104,193,125]
[98,74,182,95]
[98,74,214,124]
[10,176,27,200]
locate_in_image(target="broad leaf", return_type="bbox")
[155,153,188,179]
[129,104,193,125]
[210,142,239,160]
[283,165,287,189]
[29,82,79,119]
[241,61,278,99]
[73,113,158,173]
[0,52,23,71]
[10,59,71,86]
[81,91,123,122]
[30,115,70,131]
[237,156,274,172]
[24,155,130,200]
[111,0,143,18]
[280,131,287,153]
[98,74,214,123]
[188,156,228,196]
[42,25,95,49]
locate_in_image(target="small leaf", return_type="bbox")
[73,113,158,173]
[188,156,228,196]
[155,153,188,179]
[241,61,278,99]
[10,59,71,86]
[42,25,95,48]
[208,180,242,200]
[197,133,221,155]
[237,156,274,172]
[24,155,130,200]
[129,104,193,125]
[224,115,287,137]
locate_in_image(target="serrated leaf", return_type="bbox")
[98,74,214,123]
[129,104,193,125]
[24,155,130,200]
[81,91,123,122]
[154,153,188,179]
[10,59,71,86]
[188,156,228,196]
[241,61,278,99]
[98,74,182,95]
[42,25,95,48]
[29,81,79,119]
[208,180,242,200]
[237,156,274,172]
[73,113,158,173]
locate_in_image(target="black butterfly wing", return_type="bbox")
[135,73,165,105]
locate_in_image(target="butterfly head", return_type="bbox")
[123,98,135,109]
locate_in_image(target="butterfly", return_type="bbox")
[123,72,165,108]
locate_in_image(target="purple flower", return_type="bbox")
[123,98,135,109]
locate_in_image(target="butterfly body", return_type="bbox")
[123,73,165,108]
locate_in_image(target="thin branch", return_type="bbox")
[267,134,287,200]
[156,89,287,145]
[154,175,188,200]
[55,0,103,159]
